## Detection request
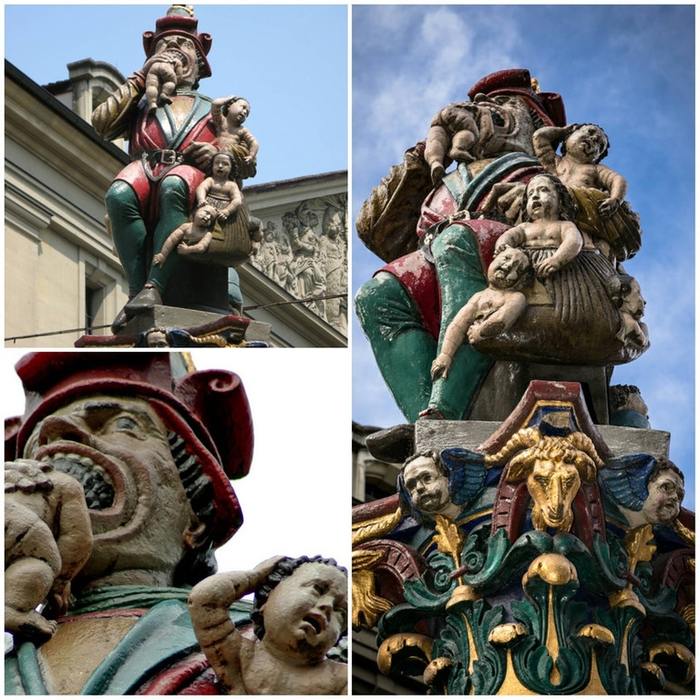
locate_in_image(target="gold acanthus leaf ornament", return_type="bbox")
[432,514,464,568]
[352,507,403,547]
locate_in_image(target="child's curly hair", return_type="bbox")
[221,96,251,117]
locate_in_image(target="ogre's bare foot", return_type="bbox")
[5,606,58,643]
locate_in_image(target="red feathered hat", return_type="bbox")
[142,5,213,80]
[468,68,566,127]
[6,352,253,547]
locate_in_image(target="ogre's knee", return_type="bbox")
[105,180,139,218]
[355,272,425,341]
[159,176,189,212]
[431,224,474,258]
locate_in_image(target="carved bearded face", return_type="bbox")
[261,562,347,663]
[642,469,684,524]
[471,93,536,157]
[621,278,646,319]
[23,396,194,585]
[527,458,581,532]
[403,455,451,515]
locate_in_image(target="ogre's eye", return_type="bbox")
[105,415,145,438]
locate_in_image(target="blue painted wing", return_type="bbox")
[440,448,487,506]
[598,453,656,511]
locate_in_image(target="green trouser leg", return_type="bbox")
[147,176,190,293]
[106,176,190,296]
[355,272,436,423]
[105,181,149,296]
[427,224,493,419]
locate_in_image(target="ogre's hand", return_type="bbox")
[183,141,217,170]
[480,182,526,224]
[5,459,54,494]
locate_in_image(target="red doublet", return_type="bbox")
[114,97,218,228]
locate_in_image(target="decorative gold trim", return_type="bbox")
[647,641,695,684]
[423,656,452,688]
[522,400,576,432]
[352,507,402,547]
[433,515,464,567]
[488,622,527,646]
[461,612,479,675]
[523,553,578,587]
[582,652,608,695]
[672,518,695,546]
[377,633,433,676]
[182,352,196,373]
[447,585,480,608]
[577,624,614,645]
[496,650,538,695]
[680,604,695,634]
[352,568,392,629]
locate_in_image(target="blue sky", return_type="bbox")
[5,4,347,183]
[352,5,695,505]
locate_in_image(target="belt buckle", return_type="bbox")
[160,149,177,165]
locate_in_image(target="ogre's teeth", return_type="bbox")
[46,453,115,510]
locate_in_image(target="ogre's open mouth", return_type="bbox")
[40,453,115,510]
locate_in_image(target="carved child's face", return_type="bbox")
[403,456,450,515]
[227,99,250,127]
[565,124,607,164]
[195,205,217,227]
[643,469,684,524]
[212,154,232,178]
[488,246,530,289]
[526,175,560,220]
[262,562,347,663]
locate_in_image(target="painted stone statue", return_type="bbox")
[355,68,648,422]
[4,352,348,694]
[4,352,254,693]
[352,382,694,695]
[92,6,260,332]
[353,65,690,696]
[189,555,348,694]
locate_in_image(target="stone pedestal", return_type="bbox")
[469,361,611,423]
[414,419,670,458]
[76,306,271,347]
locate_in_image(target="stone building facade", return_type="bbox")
[5,60,347,348]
